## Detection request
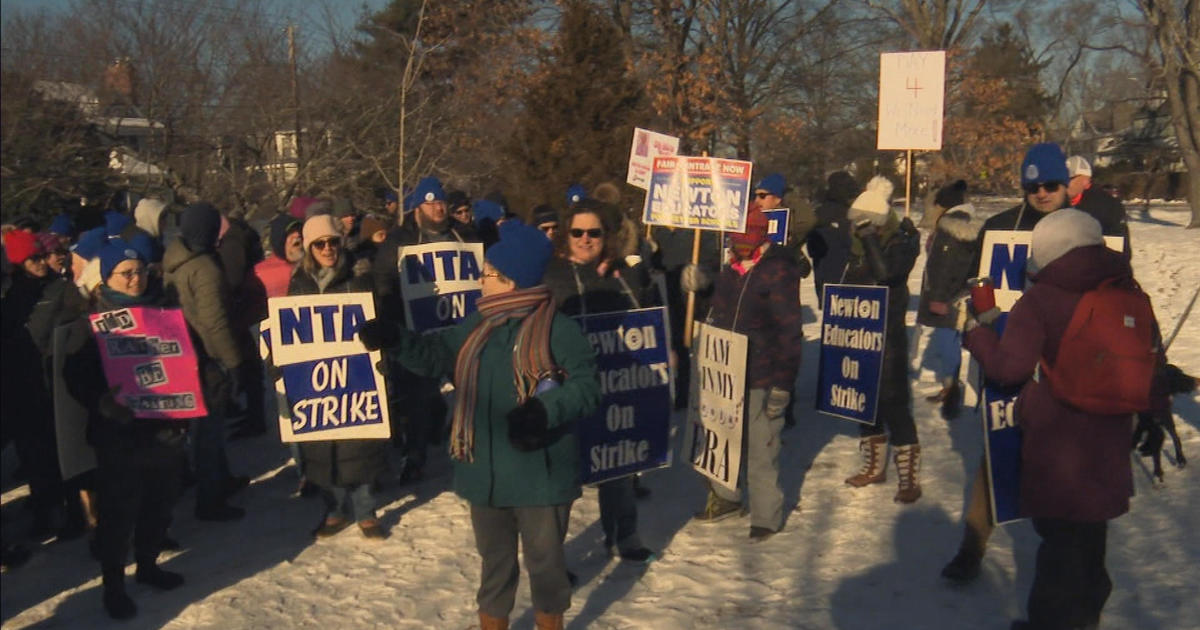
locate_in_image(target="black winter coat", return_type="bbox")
[1073,186,1130,250]
[917,207,985,328]
[543,258,658,317]
[807,174,860,302]
[287,254,389,488]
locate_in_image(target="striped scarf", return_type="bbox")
[449,285,557,462]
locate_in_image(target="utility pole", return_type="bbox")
[287,23,303,184]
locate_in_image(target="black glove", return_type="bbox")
[358,318,401,351]
[507,397,549,452]
[99,386,136,426]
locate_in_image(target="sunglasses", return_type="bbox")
[755,192,774,199]
[1023,181,1063,195]
[480,271,503,279]
[114,267,148,280]
[311,238,341,251]
[569,228,603,239]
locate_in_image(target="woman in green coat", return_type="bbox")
[359,220,600,630]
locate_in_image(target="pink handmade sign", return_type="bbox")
[89,306,207,419]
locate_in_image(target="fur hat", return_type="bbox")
[934,179,967,210]
[4,230,42,264]
[359,214,391,241]
[485,221,553,288]
[1066,155,1092,178]
[99,239,145,279]
[1021,143,1069,187]
[302,214,342,249]
[1029,208,1103,273]
[847,176,896,226]
[755,173,786,198]
[413,176,445,204]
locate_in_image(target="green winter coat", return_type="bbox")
[162,237,243,371]
[393,310,600,507]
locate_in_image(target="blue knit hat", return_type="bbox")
[104,210,132,239]
[1021,143,1069,187]
[566,184,586,207]
[472,199,504,224]
[70,227,107,260]
[412,176,445,204]
[755,173,786,198]
[485,221,553,288]
[48,214,75,238]
[99,239,146,279]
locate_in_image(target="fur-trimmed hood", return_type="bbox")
[935,204,985,242]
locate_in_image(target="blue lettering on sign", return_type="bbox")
[989,243,1028,291]
[278,304,367,345]
[403,250,482,284]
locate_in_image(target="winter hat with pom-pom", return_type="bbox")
[4,229,42,264]
[847,176,896,226]
[566,184,587,207]
[1028,208,1103,274]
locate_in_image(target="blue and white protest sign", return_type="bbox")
[764,209,790,245]
[816,284,888,424]
[685,322,747,491]
[976,231,1126,525]
[267,293,391,443]
[574,308,672,485]
[398,241,484,332]
[643,156,753,233]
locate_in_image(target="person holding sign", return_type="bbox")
[358,221,600,630]
[839,176,923,503]
[65,242,188,620]
[544,199,659,564]
[959,209,1162,630]
[686,206,804,540]
[284,215,389,540]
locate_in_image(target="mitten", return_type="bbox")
[507,397,550,452]
[358,318,401,351]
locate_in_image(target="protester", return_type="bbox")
[254,214,304,300]
[162,202,247,521]
[39,232,70,278]
[352,213,391,265]
[684,205,804,539]
[217,211,267,439]
[839,176,923,503]
[531,204,560,241]
[944,143,1073,582]
[916,180,980,419]
[543,199,657,563]
[807,171,860,304]
[285,215,388,539]
[447,190,473,228]
[358,220,600,630]
[960,209,1158,630]
[66,241,188,620]
[1066,155,1130,248]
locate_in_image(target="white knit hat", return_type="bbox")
[1029,208,1103,273]
[1065,155,1092,178]
[302,214,342,249]
[847,176,895,226]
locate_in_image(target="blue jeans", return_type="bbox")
[597,475,641,551]
[323,484,375,522]
[927,327,963,382]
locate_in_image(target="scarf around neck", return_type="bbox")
[449,285,558,462]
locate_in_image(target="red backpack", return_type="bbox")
[1040,277,1160,414]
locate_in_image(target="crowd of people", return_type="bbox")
[0,141,1187,630]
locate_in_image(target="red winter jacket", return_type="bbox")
[254,254,295,300]
[965,245,1155,522]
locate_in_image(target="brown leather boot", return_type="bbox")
[478,611,508,630]
[534,611,564,630]
[845,434,888,487]
[893,444,922,503]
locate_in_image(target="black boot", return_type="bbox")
[940,381,963,420]
[136,561,184,590]
[102,566,137,620]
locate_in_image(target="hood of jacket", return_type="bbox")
[134,199,168,238]
[935,204,985,242]
[1031,244,1130,293]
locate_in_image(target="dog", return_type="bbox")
[1133,363,1196,483]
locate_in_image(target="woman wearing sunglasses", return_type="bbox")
[542,199,659,563]
[63,241,188,620]
[285,215,389,540]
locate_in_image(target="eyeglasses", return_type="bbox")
[569,228,603,239]
[311,238,341,251]
[28,253,48,262]
[1023,182,1063,195]
[114,268,147,280]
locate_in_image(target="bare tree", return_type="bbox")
[862,0,987,51]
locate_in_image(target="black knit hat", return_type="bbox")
[934,180,967,210]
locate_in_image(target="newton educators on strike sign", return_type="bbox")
[266,293,391,443]
[642,156,752,233]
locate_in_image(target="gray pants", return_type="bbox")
[470,502,573,618]
[712,388,785,531]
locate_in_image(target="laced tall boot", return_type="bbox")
[845,435,888,487]
[534,611,564,630]
[894,444,923,503]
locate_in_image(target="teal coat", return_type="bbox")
[394,310,600,507]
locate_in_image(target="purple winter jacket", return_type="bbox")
[964,244,1154,522]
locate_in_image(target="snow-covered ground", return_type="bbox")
[3,201,1198,630]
